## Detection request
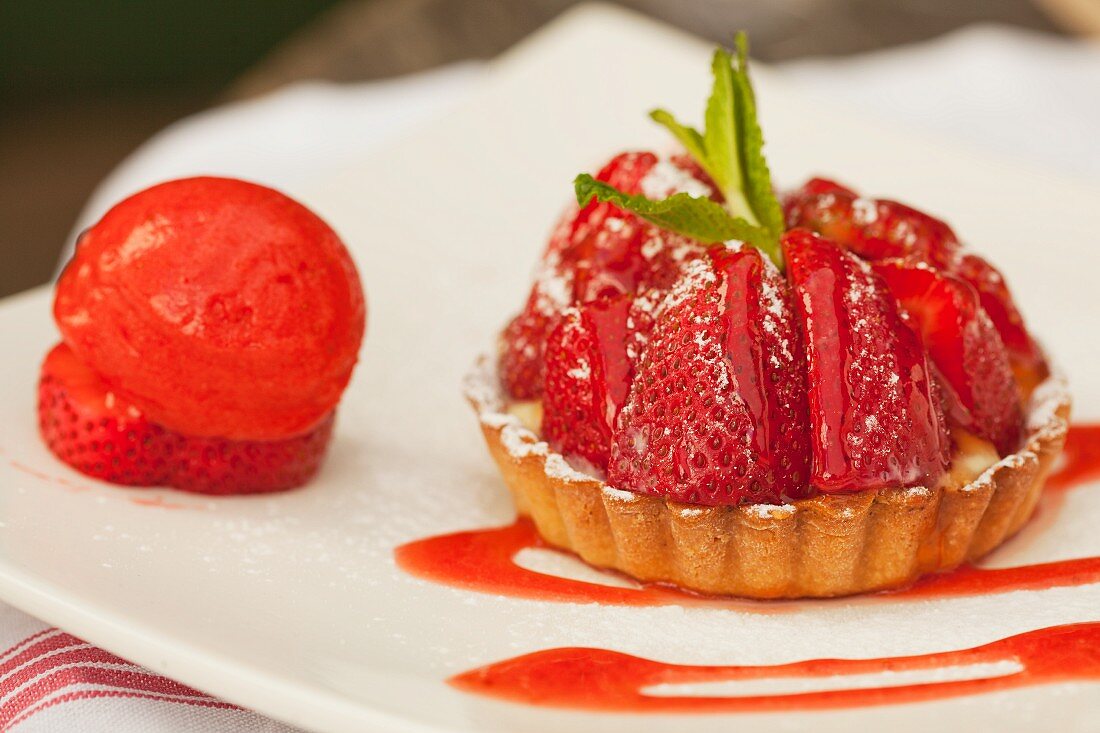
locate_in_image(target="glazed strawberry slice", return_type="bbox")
[499,152,713,399]
[783,177,961,264]
[796,177,856,198]
[949,252,1045,377]
[38,343,332,494]
[499,284,568,400]
[558,151,663,294]
[542,293,634,471]
[875,260,1022,454]
[783,229,948,491]
[784,178,1043,374]
[608,248,811,505]
[499,153,659,399]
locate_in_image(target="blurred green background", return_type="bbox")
[0,0,1076,300]
[0,0,340,299]
[0,1,339,96]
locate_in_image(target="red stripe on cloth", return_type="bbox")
[0,629,235,730]
[0,634,86,678]
[3,648,128,688]
[8,689,236,730]
[0,631,54,665]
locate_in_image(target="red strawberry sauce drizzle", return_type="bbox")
[449,622,1100,713]
[396,425,1100,711]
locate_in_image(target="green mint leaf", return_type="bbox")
[648,109,706,166]
[703,48,755,223]
[730,32,785,238]
[646,33,785,262]
[574,174,782,265]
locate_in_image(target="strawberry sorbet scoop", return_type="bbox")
[53,177,366,441]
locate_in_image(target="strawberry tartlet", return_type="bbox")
[468,37,1070,598]
[41,176,366,494]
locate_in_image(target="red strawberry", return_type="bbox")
[499,152,714,399]
[949,252,1045,376]
[38,343,332,494]
[875,260,1022,454]
[798,177,856,198]
[39,344,170,485]
[783,178,961,264]
[169,419,334,495]
[499,286,566,401]
[547,151,666,298]
[784,178,1043,374]
[608,247,811,506]
[499,153,658,399]
[783,229,948,491]
[542,293,634,471]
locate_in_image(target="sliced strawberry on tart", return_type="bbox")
[467,35,1069,598]
[783,177,1046,383]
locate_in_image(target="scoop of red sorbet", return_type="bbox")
[54,176,366,441]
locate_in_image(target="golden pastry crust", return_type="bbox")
[465,356,1070,599]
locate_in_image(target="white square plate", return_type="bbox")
[0,5,1097,731]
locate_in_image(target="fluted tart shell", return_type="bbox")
[465,356,1070,599]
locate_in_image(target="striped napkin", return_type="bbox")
[0,607,295,732]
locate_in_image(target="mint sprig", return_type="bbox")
[574,32,785,267]
[574,175,774,249]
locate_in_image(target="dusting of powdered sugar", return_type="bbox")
[463,356,507,416]
[544,454,597,483]
[567,359,591,381]
[532,252,573,316]
[465,354,611,482]
[641,158,713,200]
[744,503,795,520]
[890,218,920,249]
[500,423,549,459]
[758,263,794,365]
[851,197,879,225]
[479,412,514,429]
[464,357,543,458]
[963,451,1030,493]
[640,233,666,260]
[1025,372,1071,433]
[602,485,639,502]
[657,256,717,313]
[832,254,925,484]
